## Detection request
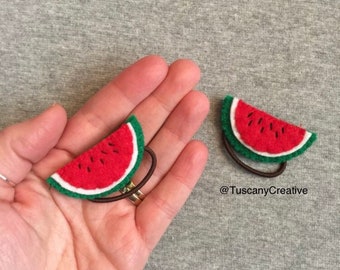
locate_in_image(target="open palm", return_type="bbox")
[0,56,209,270]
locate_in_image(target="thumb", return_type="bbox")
[0,104,67,187]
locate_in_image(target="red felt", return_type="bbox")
[57,124,133,189]
[235,99,306,154]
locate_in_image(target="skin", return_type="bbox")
[0,55,209,270]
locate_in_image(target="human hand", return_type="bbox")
[0,56,209,270]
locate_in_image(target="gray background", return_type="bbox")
[0,1,339,269]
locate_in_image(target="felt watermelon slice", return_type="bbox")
[47,115,144,199]
[221,95,317,163]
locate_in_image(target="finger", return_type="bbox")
[57,55,168,155]
[0,105,67,193]
[131,59,201,144]
[33,55,168,180]
[133,90,209,194]
[136,140,208,251]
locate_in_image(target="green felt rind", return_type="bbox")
[221,95,317,163]
[47,115,145,199]
[47,175,132,199]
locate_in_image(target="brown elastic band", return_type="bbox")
[89,146,157,203]
[222,135,286,178]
